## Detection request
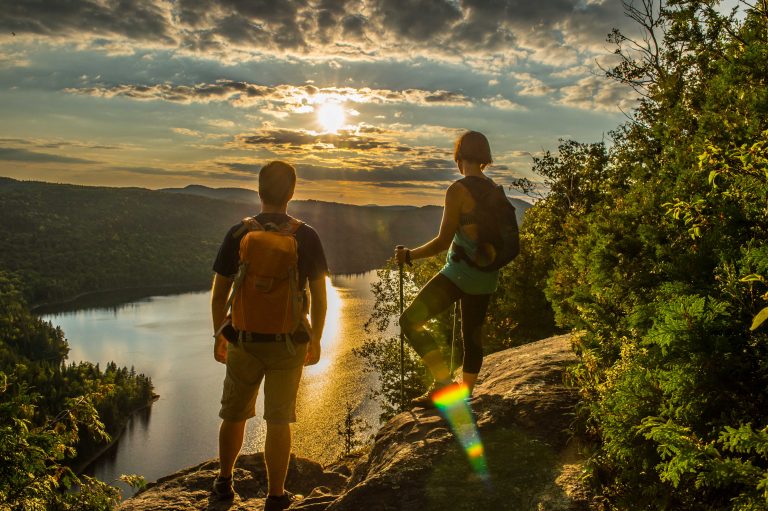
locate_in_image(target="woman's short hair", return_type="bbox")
[258,161,296,205]
[454,131,493,165]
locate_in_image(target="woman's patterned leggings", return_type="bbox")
[399,273,490,374]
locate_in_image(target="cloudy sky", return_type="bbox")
[0,0,741,205]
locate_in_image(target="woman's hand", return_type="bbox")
[395,246,410,266]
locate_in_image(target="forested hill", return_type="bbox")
[0,177,530,305]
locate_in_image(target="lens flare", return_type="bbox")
[432,383,490,481]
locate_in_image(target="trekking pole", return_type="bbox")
[400,271,405,411]
[449,302,458,375]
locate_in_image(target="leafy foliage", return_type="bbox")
[0,372,121,510]
[353,261,433,421]
[336,402,372,457]
[516,2,768,509]
[0,271,155,507]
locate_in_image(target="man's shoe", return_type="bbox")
[410,379,452,409]
[265,491,302,511]
[211,475,234,500]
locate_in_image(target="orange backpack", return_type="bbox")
[227,217,303,334]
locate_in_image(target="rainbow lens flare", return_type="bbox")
[432,383,489,481]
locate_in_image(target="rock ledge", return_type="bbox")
[120,334,586,511]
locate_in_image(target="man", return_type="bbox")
[209,161,328,511]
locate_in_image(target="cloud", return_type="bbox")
[512,73,554,97]
[207,119,236,129]
[0,147,98,164]
[0,50,30,68]
[172,127,203,137]
[298,163,455,183]
[372,0,462,42]
[482,95,525,111]
[0,138,121,150]
[66,81,475,110]
[216,122,460,184]
[0,0,175,45]
[242,130,395,152]
[3,0,632,71]
[558,75,637,112]
[371,181,448,189]
[234,125,450,158]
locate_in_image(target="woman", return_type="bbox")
[395,130,499,407]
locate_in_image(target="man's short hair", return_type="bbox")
[259,161,296,206]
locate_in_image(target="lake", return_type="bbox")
[43,272,386,498]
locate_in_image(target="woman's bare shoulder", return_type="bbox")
[446,179,469,196]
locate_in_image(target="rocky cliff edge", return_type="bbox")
[120,334,587,511]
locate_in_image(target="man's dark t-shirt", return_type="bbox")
[213,213,328,341]
[212,213,329,290]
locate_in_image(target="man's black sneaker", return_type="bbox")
[211,475,234,500]
[265,491,302,511]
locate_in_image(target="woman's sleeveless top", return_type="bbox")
[439,185,500,295]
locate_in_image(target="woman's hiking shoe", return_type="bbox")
[265,491,302,511]
[211,475,234,500]
[410,379,453,409]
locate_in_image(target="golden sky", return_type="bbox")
[2,0,738,205]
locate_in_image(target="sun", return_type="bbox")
[316,102,346,133]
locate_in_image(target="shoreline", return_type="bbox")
[73,394,161,475]
[32,271,379,315]
[32,283,209,314]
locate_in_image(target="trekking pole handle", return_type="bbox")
[396,245,412,267]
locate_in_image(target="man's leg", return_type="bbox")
[265,421,292,496]
[218,419,247,478]
[261,341,307,499]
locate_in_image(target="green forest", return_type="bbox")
[0,178,487,306]
[358,2,768,509]
[0,271,155,509]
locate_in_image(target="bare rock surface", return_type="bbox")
[120,334,587,511]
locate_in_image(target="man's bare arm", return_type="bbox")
[305,276,327,366]
[211,273,233,363]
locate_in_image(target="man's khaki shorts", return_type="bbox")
[219,339,308,424]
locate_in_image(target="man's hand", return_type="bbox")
[214,335,228,364]
[305,339,321,366]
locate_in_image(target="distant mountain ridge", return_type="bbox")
[159,184,259,204]
[158,184,531,224]
[0,178,530,304]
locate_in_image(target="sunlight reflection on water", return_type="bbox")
[303,277,342,378]
[43,272,383,497]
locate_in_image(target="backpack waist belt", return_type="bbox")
[235,329,310,344]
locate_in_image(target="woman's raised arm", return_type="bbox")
[396,183,462,264]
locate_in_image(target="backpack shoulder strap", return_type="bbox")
[458,176,496,202]
[232,217,264,238]
[282,218,303,235]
